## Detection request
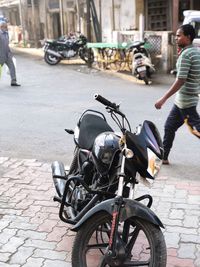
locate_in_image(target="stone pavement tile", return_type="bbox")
[169,209,184,220]
[181,233,200,244]
[46,226,68,242]
[1,157,200,267]
[24,239,57,250]
[42,259,71,267]
[184,215,199,228]
[9,247,35,265]
[32,249,67,260]
[195,245,200,267]
[55,234,75,252]
[0,264,20,267]
[30,211,50,224]
[178,243,196,259]
[37,219,58,233]
[0,236,25,254]
[0,228,18,244]
[21,257,44,267]
[17,229,47,240]
[167,256,195,267]
[0,252,11,262]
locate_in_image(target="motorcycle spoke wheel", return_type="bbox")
[72,212,167,267]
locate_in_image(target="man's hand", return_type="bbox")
[154,78,185,110]
[155,98,166,109]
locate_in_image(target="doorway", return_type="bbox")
[52,12,61,38]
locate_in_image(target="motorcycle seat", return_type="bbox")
[78,114,113,150]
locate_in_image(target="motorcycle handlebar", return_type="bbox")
[94,94,118,110]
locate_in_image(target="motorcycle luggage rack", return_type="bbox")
[54,174,153,224]
[135,194,153,208]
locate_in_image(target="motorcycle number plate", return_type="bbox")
[137,66,146,72]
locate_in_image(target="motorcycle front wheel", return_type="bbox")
[72,212,166,267]
[44,52,61,65]
[79,47,94,63]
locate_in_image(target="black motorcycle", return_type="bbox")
[51,94,167,267]
[44,34,93,65]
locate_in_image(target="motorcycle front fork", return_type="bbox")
[108,154,134,254]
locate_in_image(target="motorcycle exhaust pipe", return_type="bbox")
[46,49,62,58]
[51,161,66,197]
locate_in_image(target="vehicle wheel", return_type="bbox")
[80,48,94,64]
[144,76,149,85]
[44,52,61,65]
[72,212,167,267]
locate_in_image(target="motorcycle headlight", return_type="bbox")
[123,148,134,159]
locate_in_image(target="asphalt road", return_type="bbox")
[0,52,199,180]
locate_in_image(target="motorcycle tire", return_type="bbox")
[44,52,61,65]
[144,76,149,85]
[79,48,94,64]
[72,211,167,267]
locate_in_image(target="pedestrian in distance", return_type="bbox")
[155,24,200,165]
[0,20,20,86]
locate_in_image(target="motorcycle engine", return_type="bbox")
[71,185,88,211]
[62,50,76,58]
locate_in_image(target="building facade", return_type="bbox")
[1,0,200,44]
[0,0,200,71]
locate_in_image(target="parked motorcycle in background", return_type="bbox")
[43,32,93,65]
[131,40,155,85]
[51,94,167,267]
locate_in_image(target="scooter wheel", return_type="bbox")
[144,76,149,85]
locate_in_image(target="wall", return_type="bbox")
[94,0,137,42]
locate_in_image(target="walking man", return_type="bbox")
[155,24,200,164]
[0,21,20,86]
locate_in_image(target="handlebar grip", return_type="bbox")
[94,94,117,109]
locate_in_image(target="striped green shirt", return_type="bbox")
[175,45,200,109]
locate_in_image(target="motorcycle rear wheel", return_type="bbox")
[44,52,61,65]
[72,212,167,267]
[144,76,149,85]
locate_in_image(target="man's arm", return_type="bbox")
[155,78,185,109]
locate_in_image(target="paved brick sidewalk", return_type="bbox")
[0,156,199,267]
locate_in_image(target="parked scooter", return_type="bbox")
[131,40,155,84]
[44,33,93,65]
[51,94,167,267]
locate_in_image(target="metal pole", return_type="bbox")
[112,0,115,31]
[19,0,26,47]
[31,0,37,47]
[59,0,64,36]
[75,0,81,32]
[139,14,144,41]
[99,0,102,40]
[86,0,92,68]
[44,0,48,39]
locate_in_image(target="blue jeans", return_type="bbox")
[163,104,200,160]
